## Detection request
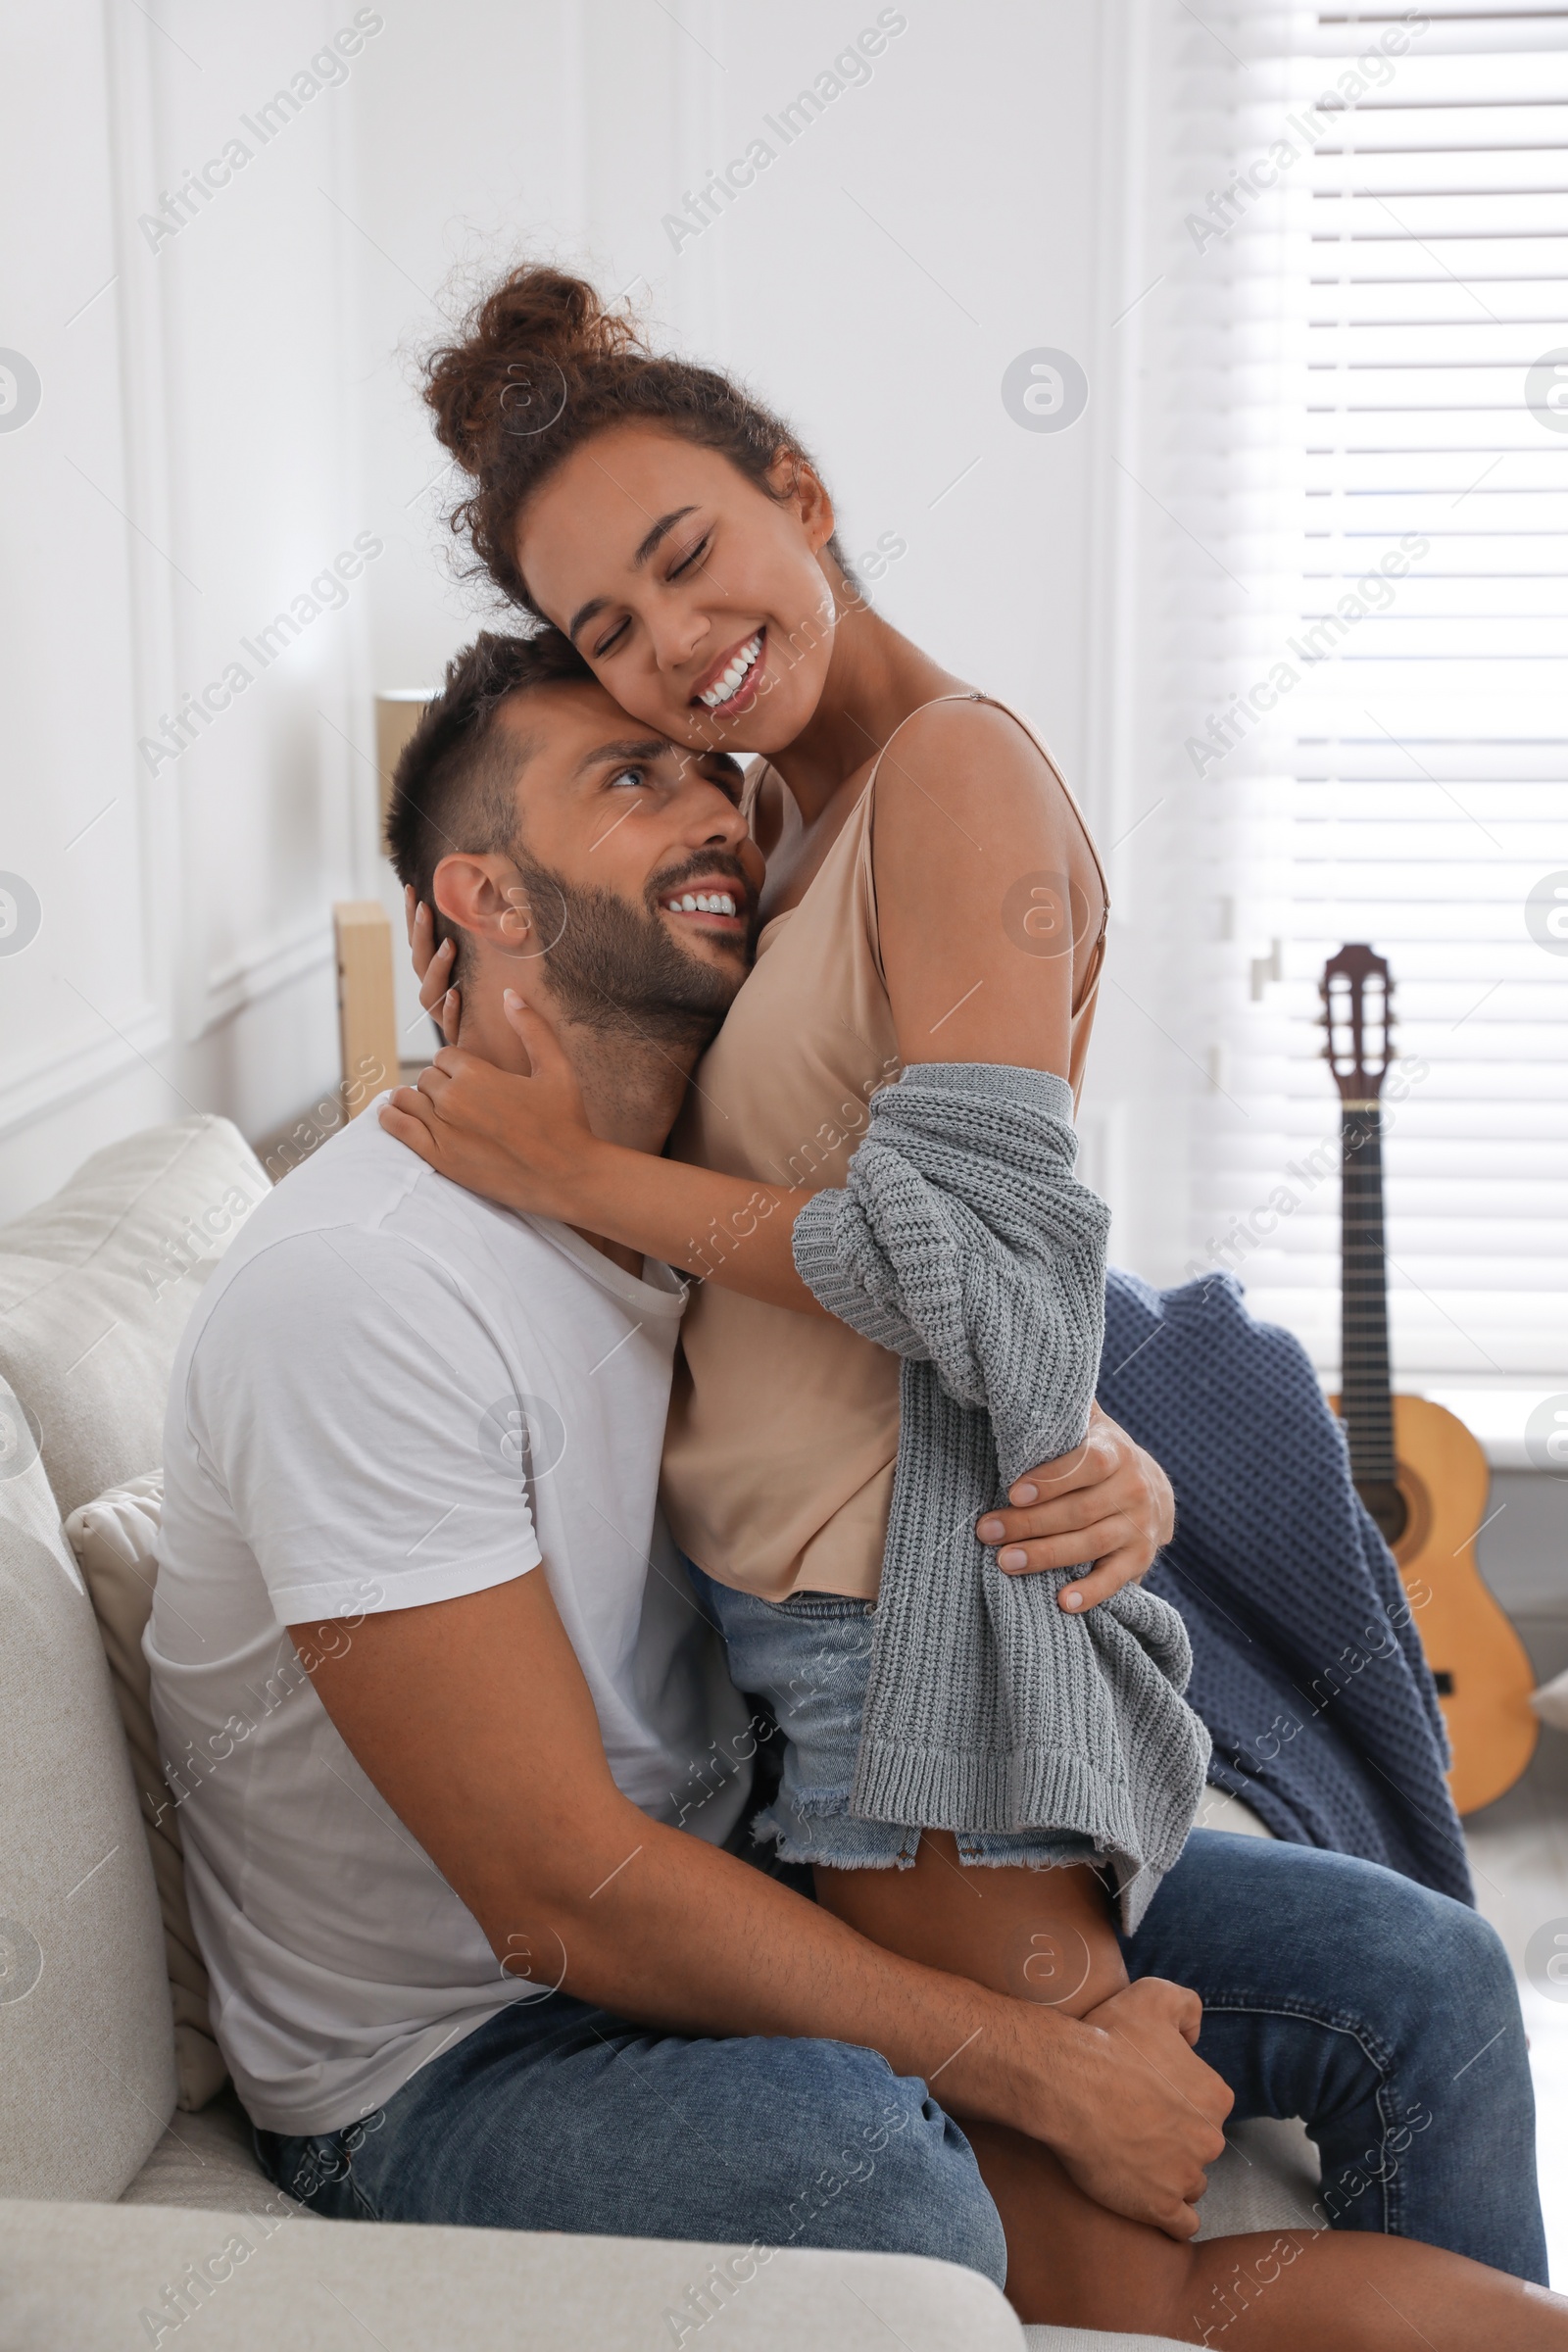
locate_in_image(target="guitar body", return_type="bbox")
[1334,1391,1540,1816]
[1388,1395,1539,1817]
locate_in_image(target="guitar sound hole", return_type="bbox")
[1357,1479,1409,1548]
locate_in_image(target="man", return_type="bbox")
[150,632,1544,2318]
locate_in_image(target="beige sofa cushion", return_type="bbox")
[0,1385,175,2199]
[120,2085,309,2217]
[0,2201,1030,2352]
[66,1472,224,2113]
[1195,2116,1320,2237]
[0,1115,268,1519]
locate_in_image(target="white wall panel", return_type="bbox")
[0,2,378,1215]
[0,1,165,1204]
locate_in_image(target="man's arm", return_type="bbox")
[292,1568,1229,2239]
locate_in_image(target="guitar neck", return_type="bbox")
[1341,1102,1397,1487]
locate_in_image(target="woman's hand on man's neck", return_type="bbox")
[456,971,697,1163]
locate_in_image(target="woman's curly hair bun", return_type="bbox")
[423,263,839,615]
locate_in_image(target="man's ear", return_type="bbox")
[431,853,535,957]
[767,447,836,557]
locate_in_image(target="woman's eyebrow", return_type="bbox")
[631,506,699,567]
[566,595,608,645]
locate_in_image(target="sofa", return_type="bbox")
[0,1114,1322,2351]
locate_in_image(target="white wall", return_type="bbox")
[0,0,374,1212]
[1,1,1163,1264]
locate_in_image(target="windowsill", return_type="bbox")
[1419,1390,1567,1476]
[1340,1386,1568,1474]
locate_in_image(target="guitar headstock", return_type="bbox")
[1321,943,1394,1105]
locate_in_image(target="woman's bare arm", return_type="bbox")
[869,698,1099,1080]
[379,998,820,1309]
[395,888,817,1307]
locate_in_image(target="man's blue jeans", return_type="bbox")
[257,1831,1547,2286]
[1128,1833,1545,2280]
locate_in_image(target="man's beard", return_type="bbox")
[506,850,753,1049]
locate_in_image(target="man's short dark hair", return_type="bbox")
[384,628,593,967]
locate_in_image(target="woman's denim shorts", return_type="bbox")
[687,1562,1096,1875]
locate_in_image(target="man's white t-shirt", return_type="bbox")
[150,1106,750,2136]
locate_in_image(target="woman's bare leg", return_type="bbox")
[964,2122,1565,2347]
[815,1835,1131,2012]
[816,1834,1568,2346]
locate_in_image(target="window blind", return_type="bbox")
[1137,1,1568,1384]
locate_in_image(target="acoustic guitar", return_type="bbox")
[1322,943,1538,1817]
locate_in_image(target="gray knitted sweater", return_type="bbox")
[790,1062,1210,1932]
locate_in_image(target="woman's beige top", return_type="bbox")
[662,693,1109,1601]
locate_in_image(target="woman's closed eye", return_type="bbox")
[667,531,711,579]
[590,534,713,657]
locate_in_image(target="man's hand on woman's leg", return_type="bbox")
[815,1838,1230,2241]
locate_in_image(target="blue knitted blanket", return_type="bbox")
[1098,1267,1473,1905]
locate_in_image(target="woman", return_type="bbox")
[384,267,1561,2346]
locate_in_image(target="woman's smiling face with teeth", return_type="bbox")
[516,422,842,758]
[698,630,764,711]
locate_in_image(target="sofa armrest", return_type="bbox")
[0,2200,1027,2352]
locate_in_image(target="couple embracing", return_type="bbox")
[149,266,1558,2347]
